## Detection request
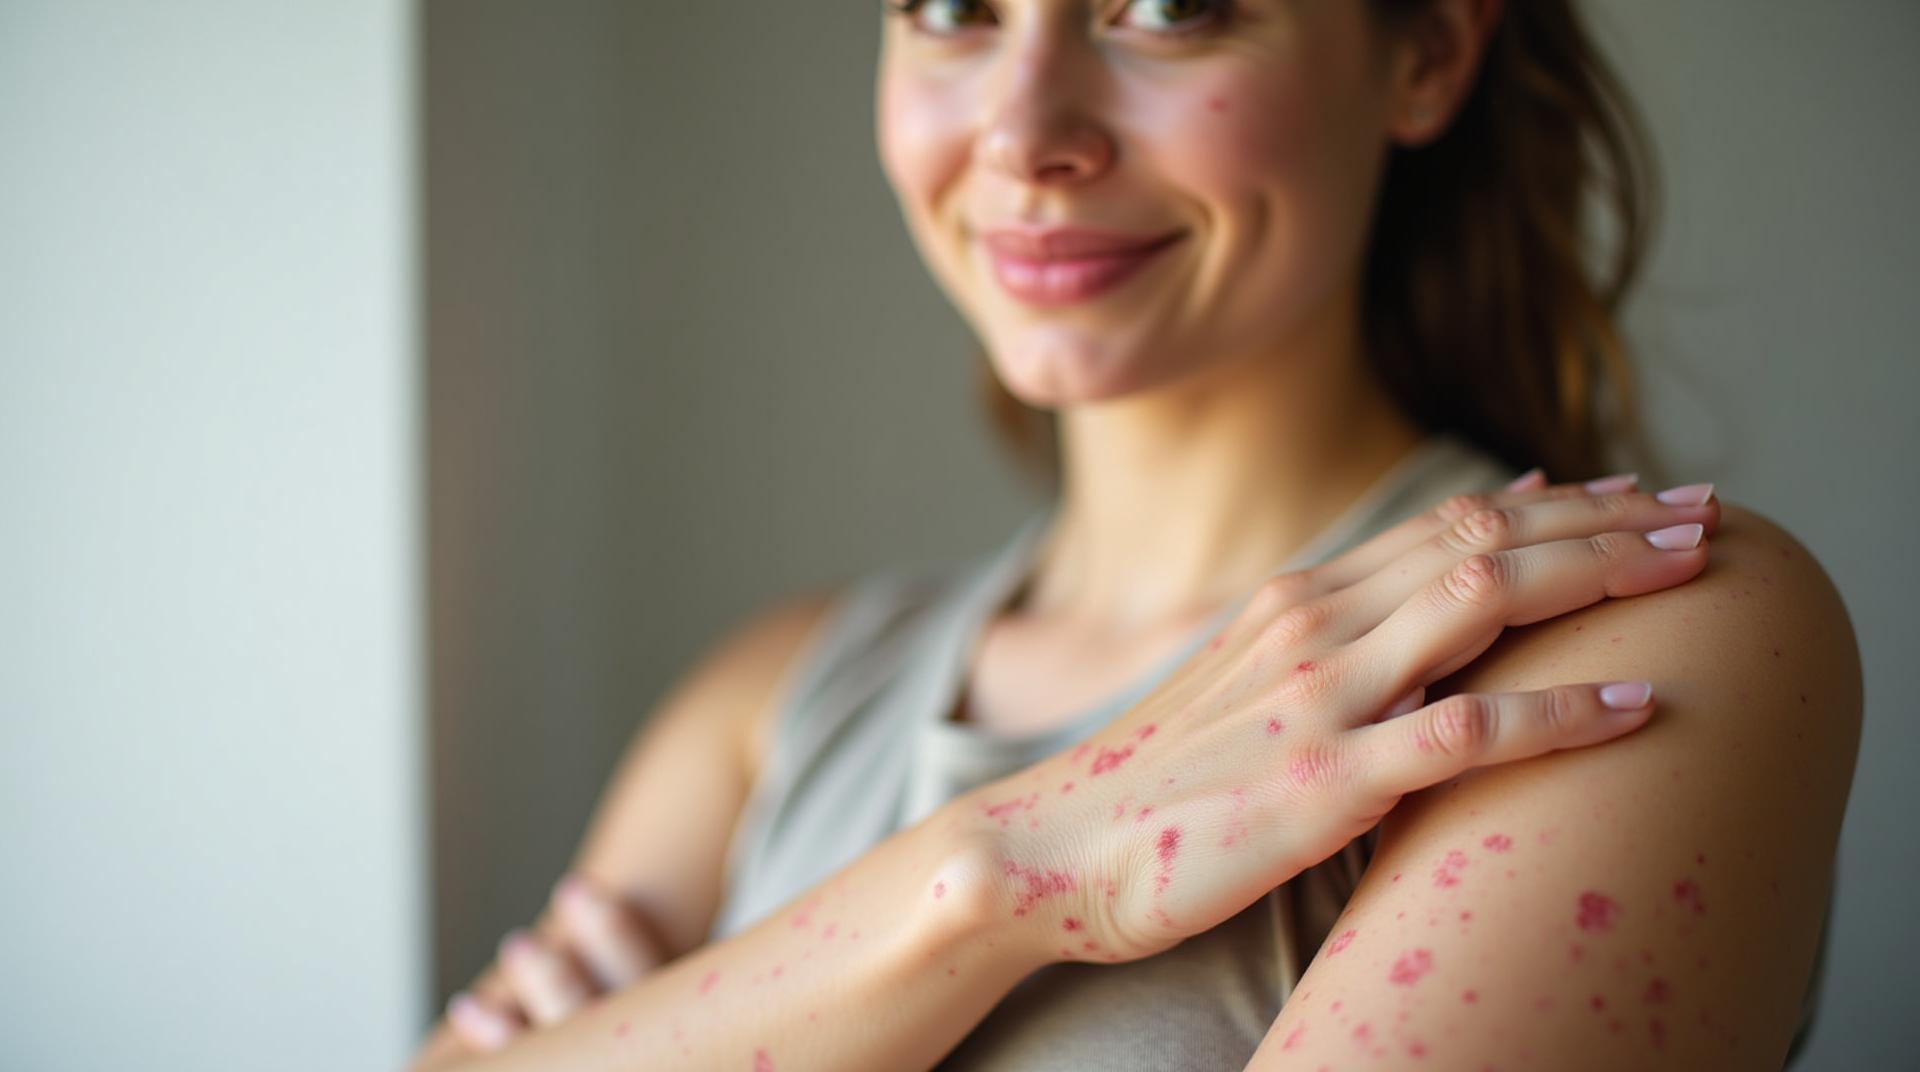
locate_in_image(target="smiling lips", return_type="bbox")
[978,226,1185,306]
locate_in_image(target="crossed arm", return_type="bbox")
[410,504,1858,1071]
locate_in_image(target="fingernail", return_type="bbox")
[1599,681,1654,710]
[448,993,511,1049]
[1504,467,1545,491]
[1583,472,1638,495]
[1644,523,1704,550]
[1655,482,1714,507]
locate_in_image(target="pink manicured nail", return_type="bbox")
[1655,482,1714,506]
[1504,467,1545,491]
[1599,681,1654,710]
[448,993,512,1049]
[1644,523,1704,550]
[1583,472,1638,494]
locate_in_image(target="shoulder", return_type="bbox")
[1270,502,1863,1068]
[683,587,848,780]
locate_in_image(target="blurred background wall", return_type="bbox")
[0,1,423,1070]
[2,1,1913,1069]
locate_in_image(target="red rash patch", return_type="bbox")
[1295,660,1315,672]
[1060,781,1074,793]
[754,1048,775,1072]
[1281,1026,1306,1050]
[1432,849,1469,888]
[1266,717,1285,736]
[1136,724,1158,741]
[1327,928,1357,955]
[1482,833,1513,853]
[1644,977,1672,1004]
[1461,989,1478,1004]
[1389,948,1435,986]
[1062,917,1083,932]
[933,881,946,899]
[1004,860,1078,916]
[1590,994,1607,1011]
[1575,891,1622,932]
[1089,744,1135,775]
[1155,826,1182,894]
[1673,879,1707,915]
[698,970,721,995]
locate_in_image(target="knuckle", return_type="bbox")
[1259,598,1333,650]
[1438,552,1507,610]
[1585,531,1628,567]
[1247,570,1313,617]
[1427,693,1493,757]
[1585,492,1634,523]
[1540,686,1583,736]
[1280,738,1348,797]
[1273,657,1337,709]
[1431,493,1494,525]
[1444,507,1514,553]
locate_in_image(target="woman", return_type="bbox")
[408,1,1859,1068]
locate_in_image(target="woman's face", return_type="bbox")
[876,0,1417,408]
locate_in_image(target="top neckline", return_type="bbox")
[924,433,1482,754]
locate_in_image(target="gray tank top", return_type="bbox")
[705,434,1825,1068]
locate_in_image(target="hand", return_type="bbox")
[444,873,667,1053]
[960,476,1720,966]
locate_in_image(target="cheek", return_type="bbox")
[876,72,970,220]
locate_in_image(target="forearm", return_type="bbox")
[439,800,1049,1072]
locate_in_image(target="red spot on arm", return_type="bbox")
[1481,833,1513,853]
[1575,891,1622,932]
[1207,95,1228,113]
[1461,989,1478,1004]
[1059,780,1074,793]
[1281,1026,1306,1050]
[753,1047,776,1072]
[1295,659,1315,672]
[1155,826,1183,894]
[932,881,946,899]
[1432,849,1469,888]
[1388,948,1434,986]
[1327,928,1357,954]
[1062,917,1083,931]
[1673,878,1707,915]
[1089,744,1136,775]
[1643,977,1672,1004]
[1208,634,1224,650]
[698,970,721,995]
[1266,717,1285,736]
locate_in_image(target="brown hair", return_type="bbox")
[975,0,1661,490]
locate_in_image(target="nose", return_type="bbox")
[973,27,1114,186]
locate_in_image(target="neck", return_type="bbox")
[1021,301,1426,632]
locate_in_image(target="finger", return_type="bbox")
[554,873,666,991]
[1304,474,1640,596]
[446,990,522,1053]
[1320,486,1718,638]
[1353,681,1656,797]
[1351,523,1709,695]
[498,929,595,1026]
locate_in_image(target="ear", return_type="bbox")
[1382,0,1505,148]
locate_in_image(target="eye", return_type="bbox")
[883,0,996,36]
[1115,0,1233,37]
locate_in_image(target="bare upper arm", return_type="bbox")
[1253,503,1862,1070]
[408,586,844,1069]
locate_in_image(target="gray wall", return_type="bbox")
[0,1,425,1070]
[424,2,1918,1067]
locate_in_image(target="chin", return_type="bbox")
[983,327,1193,410]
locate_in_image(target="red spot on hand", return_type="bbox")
[1266,717,1285,736]
[1575,891,1621,932]
[933,881,946,899]
[1089,744,1136,775]
[1327,928,1357,954]
[1673,878,1707,915]
[1482,833,1513,853]
[1062,917,1083,931]
[1389,948,1434,986]
[1155,826,1182,894]
[1004,860,1078,916]
[1295,659,1316,672]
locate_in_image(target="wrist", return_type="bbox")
[911,792,1063,979]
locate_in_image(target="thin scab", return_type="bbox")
[1326,928,1357,955]
[1155,826,1182,894]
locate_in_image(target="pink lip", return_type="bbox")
[978,227,1184,306]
